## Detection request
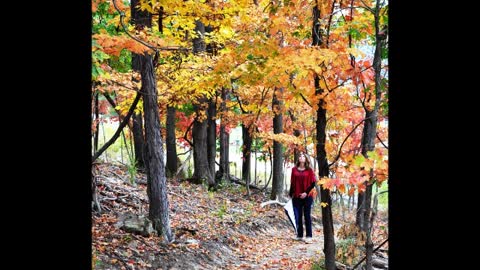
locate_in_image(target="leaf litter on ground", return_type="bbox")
[92,163,388,269]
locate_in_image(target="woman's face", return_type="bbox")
[299,154,306,163]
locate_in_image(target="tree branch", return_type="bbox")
[176,151,192,178]
[105,79,156,95]
[229,175,263,190]
[352,237,389,269]
[253,87,270,123]
[289,76,312,108]
[328,118,366,167]
[319,5,373,22]
[92,92,142,162]
[358,0,374,13]
[177,149,192,156]
[380,3,388,17]
[299,93,312,107]
[231,87,248,114]
[320,74,332,92]
[325,0,337,47]
[112,0,190,53]
[328,78,348,93]
[376,133,388,149]
[103,92,135,133]
[183,120,194,147]
[356,82,367,110]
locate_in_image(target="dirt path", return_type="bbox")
[254,230,325,269]
[218,215,332,270]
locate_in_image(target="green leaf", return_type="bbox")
[354,155,365,167]
[367,150,379,161]
[92,65,99,80]
[349,28,361,40]
[93,50,110,62]
[381,46,388,59]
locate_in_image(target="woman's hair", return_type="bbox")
[295,152,311,170]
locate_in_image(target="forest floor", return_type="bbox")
[92,163,388,270]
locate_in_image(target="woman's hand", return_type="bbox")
[300,192,307,199]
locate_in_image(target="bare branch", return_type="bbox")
[289,76,312,108]
[183,120,194,147]
[352,237,389,269]
[358,0,374,13]
[176,149,192,156]
[253,87,271,123]
[376,133,388,149]
[299,93,312,107]
[176,151,192,178]
[92,92,142,162]
[103,92,133,133]
[326,0,337,47]
[231,87,248,114]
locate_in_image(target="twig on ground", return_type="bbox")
[131,234,160,251]
[111,250,133,269]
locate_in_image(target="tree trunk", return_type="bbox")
[270,88,284,200]
[316,75,336,270]
[158,7,176,178]
[131,0,172,243]
[192,20,206,53]
[267,147,273,189]
[130,0,150,170]
[141,53,173,243]
[264,152,268,187]
[242,123,252,196]
[362,1,384,268]
[312,4,336,270]
[364,181,374,270]
[130,0,152,27]
[158,6,163,33]
[218,87,230,184]
[192,102,214,185]
[94,92,99,153]
[191,20,214,186]
[356,191,366,230]
[92,164,101,213]
[132,112,145,169]
[289,111,301,163]
[166,105,177,177]
[254,150,257,186]
[207,98,217,180]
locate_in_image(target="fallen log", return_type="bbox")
[228,175,262,190]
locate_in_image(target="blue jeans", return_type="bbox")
[293,196,313,238]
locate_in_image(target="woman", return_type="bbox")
[289,152,316,243]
